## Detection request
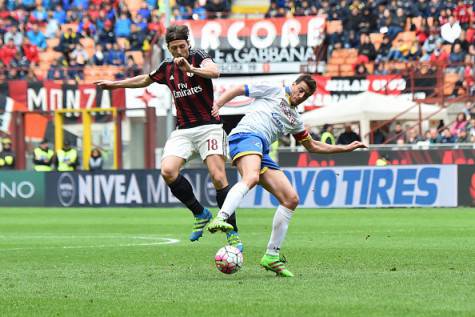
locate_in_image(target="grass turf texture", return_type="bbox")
[0,208,474,317]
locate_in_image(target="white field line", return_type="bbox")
[0,235,180,251]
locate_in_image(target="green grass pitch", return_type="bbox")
[0,208,474,317]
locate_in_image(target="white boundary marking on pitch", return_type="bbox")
[0,235,180,251]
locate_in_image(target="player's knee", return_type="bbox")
[243,173,260,188]
[209,169,227,188]
[283,194,299,210]
[161,166,178,184]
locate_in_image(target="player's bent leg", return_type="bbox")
[208,155,261,234]
[205,154,238,231]
[161,156,211,241]
[258,169,298,277]
[205,154,243,251]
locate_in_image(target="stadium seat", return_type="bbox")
[46,38,59,49]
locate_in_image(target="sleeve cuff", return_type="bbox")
[244,84,249,97]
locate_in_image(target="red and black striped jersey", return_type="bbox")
[149,49,220,129]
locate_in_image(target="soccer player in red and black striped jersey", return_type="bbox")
[95,25,241,250]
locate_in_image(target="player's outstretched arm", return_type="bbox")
[175,57,220,79]
[94,74,153,89]
[302,139,367,154]
[211,85,246,117]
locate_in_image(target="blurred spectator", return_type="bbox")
[57,140,79,171]
[406,127,423,144]
[422,34,439,55]
[345,8,362,34]
[126,55,141,77]
[206,0,230,19]
[55,27,80,62]
[47,59,66,80]
[115,13,132,38]
[27,24,47,50]
[148,15,165,38]
[129,24,146,51]
[357,33,376,63]
[4,25,23,47]
[337,124,361,145]
[375,35,391,63]
[321,124,335,145]
[78,16,97,37]
[438,128,455,143]
[265,3,279,18]
[98,20,116,46]
[67,59,82,81]
[70,43,89,67]
[138,2,151,20]
[449,42,466,64]
[92,44,106,65]
[463,101,475,118]
[294,0,316,16]
[53,4,67,24]
[355,63,368,76]
[22,37,39,65]
[372,128,386,144]
[192,2,207,20]
[467,118,475,141]
[450,112,468,135]
[11,51,30,79]
[107,43,126,66]
[33,139,55,171]
[429,43,449,64]
[0,39,18,65]
[388,122,406,144]
[32,5,48,23]
[456,128,469,143]
[89,148,103,171]
[428,127,440,143]
[44,12,60,38]
[0,138,15,170]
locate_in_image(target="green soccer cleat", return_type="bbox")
[189,208,212,242]
[260,254,294,277]
[226,230,243,252]
[207,216,234,234]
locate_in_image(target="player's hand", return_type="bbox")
[346,141,368,152]
[211,102,222,117]
[174,57,192,72]
[94,80,116,90]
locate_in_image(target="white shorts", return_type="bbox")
[162,124,228,161]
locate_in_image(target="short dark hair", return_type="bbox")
[295,74,316,96]
[166,25,189,44]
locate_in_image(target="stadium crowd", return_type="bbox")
[0,0,475,144]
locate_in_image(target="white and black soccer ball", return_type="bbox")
[214,246,243,274]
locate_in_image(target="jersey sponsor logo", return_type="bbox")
[173,82,203,99]
[279,99,297,125]
[187,72,195,77]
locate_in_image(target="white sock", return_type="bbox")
[217,182,249,220]
[266,205,294,256]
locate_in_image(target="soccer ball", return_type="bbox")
[214,245,243,274]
